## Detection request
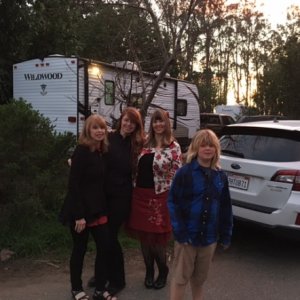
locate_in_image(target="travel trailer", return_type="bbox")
[13,55,200,149]
[214,104,245,121]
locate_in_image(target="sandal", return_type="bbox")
[93,290,117,300]
[72,290,90,300]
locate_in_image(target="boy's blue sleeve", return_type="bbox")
[167,169,189,244]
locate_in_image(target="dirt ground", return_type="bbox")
[0,248,174,300]
[2,236,298,300]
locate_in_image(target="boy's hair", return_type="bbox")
[186,129,221,169]
[145,108,174,148]
[79,114,109,152]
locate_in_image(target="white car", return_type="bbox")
[220,120,300,234]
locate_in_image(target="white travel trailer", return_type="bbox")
[214,104,245,121]
[13,55,200,149]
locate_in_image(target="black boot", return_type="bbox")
[153,265,169,289]
[144,267,154,289]
[153,245,169,289]
[141,243,155,289]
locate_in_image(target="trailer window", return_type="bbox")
[105,81,115,105]
[176,99,187,116]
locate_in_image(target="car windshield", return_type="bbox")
[220,133,300,162]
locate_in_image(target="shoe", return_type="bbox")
[93,290,117,300]
[71,290,90,299]
[144,269,154,289]
[153,266,169,290]
[87,276,96,288]
[153,275,167,289]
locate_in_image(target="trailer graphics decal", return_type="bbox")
[40,84,47,96]
[24,73,63,80]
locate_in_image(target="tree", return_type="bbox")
[78,2,164,71]
[25,0,82,58]
[255,35,300,118]
[106,0,202,118]
[0,0,32,104]
[0,0,82,104]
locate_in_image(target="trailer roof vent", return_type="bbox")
[154,71,171,78]
[111,61,138,71]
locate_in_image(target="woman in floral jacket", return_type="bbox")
[126,108,182,290]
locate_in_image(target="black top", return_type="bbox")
[136,153,155,188]
[105,131,133,197]
[60,144,107,224]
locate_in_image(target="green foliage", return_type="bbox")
[0,100,76,256]
[26,0,82,58]
[119,229,139,249]
[78,3,164,71]
[197,75,219,113]
[0,0,32,104]
[1,215,72,257]
[255,35,300,118]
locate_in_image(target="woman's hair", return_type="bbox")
[186,129,220,169]
[116,107,145,165]
[145,108,174,148]
[79,114,109,152]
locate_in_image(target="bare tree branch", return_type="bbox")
[140,0,202,117]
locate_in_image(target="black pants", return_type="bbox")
[70,223,110,291]
[107,194,131,289]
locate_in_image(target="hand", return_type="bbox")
[75,218,86,233]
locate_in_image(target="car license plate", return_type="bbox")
[227,173,249,190]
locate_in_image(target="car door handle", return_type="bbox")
[231,163,241,170]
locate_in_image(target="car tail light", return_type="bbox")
[271,170,300,191]
[68,116,76,123]
[295,213,300,225]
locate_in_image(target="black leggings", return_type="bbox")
[70,223,110,291]
[107,195,131,288]
[141,243,168,276]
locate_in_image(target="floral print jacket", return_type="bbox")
[135,140,182,194]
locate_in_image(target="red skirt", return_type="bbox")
[125,187,172,246]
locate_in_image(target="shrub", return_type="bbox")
[0,100,76,256]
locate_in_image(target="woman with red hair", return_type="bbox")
[103,107,145,296]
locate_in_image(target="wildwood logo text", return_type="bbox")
[24,73,63,80]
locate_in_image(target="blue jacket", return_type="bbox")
[167,159,233,247]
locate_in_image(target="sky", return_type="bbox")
[226,0,300,27]
[256,0,300,27]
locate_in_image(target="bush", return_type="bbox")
[0,99,76,256]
